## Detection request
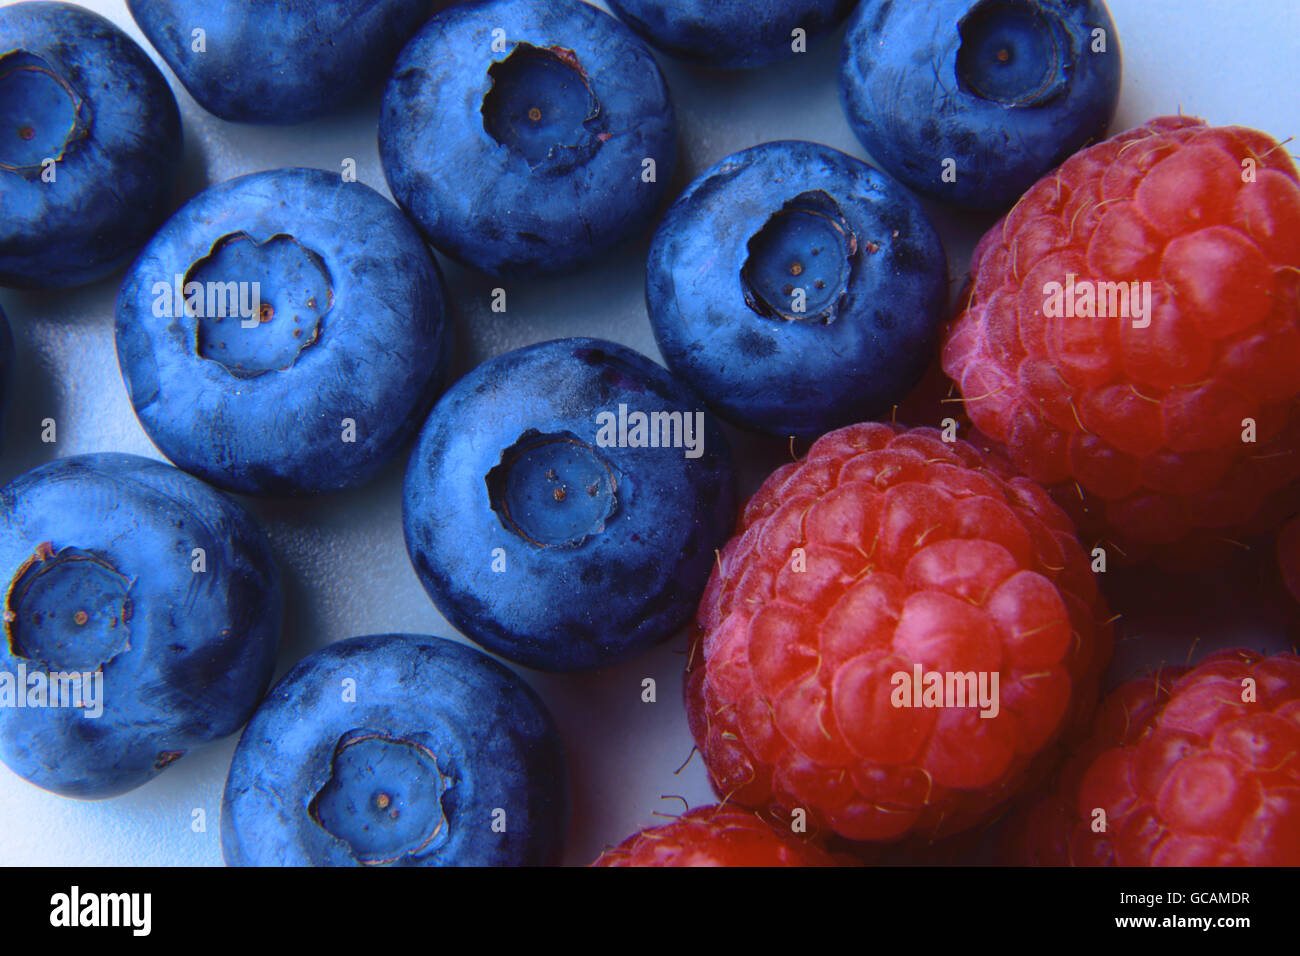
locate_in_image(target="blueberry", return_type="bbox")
[647,140,948,439]
[840,0,1121,209]
[379,0,677,278]
[0,1,182,289]
[0,453,281,798]
[403,338,735,672]
[221,634,568,866]
[606,0,857,70]
[114,167,454,497]
[126,0,435,124]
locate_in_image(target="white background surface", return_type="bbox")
[0,0,1297,866]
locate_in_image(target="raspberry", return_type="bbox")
[942,116,1300,561]
[686,423,1112,845]
[1007,649,1300,866]
[591,805,838,867]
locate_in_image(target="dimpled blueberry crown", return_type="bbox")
[956,0,1070,106]
[5,544,132,672]
[486,430,620,548]
[741,190,859,324]
[481,43,606,170]
[309,730,449,866]
[0,50,87,175]
[186,232,332,379]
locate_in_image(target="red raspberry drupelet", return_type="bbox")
[1007,649,1300,866]
[942,116,1300,561]
[591,805,838,867]
[686,424,1112,845]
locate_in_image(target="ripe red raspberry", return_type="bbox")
[686,423,1112,845]
[1008,649,1300,866]
[591,805,838,867]
[942,116,1300,561]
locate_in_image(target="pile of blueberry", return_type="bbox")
[2,0,1296,868]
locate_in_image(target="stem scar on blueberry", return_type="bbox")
[741,190,858,324]
[309,730,448,866]
[0,50,93,178]
[153,750,185,770]
[487,429,620,548]
[955,0,1071,107]
[186,231,332,380]
[481,43,607,171]
[4,544,134,671]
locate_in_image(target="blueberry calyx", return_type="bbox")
[486,429,620,549]
[481,43,607,173]
[185,231,332,380]
[955,0,1071,107]
[308,729,450,867]
[0,50,92,178]
[4,542,134,672]
[740,190,859,324]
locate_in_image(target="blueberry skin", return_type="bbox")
[115,167,454,497]
[127,0,435,125]
[647,141,948,439]
[404,338,736,672]
[379,0,678,279]
[606,0,857,70]
[221,634,568,867]
[0,454,281,799]
[840,0,1121,209]
[0,2,182,289]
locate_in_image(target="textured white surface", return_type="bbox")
[0,0,1297,866]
